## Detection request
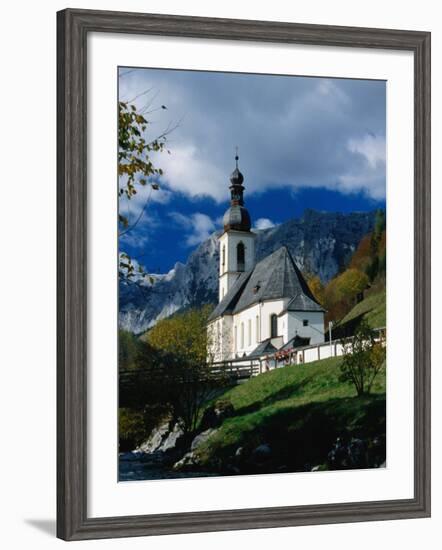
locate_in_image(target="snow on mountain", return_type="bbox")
[119,209,377,334]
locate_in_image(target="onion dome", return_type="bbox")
[223,204,251,232]
[230,167,244,186]
[223,151,252,232]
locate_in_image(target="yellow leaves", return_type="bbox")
[307,275,325,304]
[323,268,370,323]
[336,268,369,298]
[146,305,212,366]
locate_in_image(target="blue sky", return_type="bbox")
[118,68,386,273]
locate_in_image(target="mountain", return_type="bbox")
[119,209,378,334]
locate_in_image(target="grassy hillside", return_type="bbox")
[340,288,386,328]
[330,287,386,340]
[195,356,386,473]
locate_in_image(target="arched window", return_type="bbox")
[270,314,278,338]
[237,242,245,272]
[221,245,226,271]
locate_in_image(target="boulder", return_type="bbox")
[190,428,217,451]
[251,443,272,462]
[159,423,185,453]
[347,437,367,467]
[235,446,244,458]
[327,436,385,470]
[173,451,201,471]
[200,401,234,430]
[136,421,170,454]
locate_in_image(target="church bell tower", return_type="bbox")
[218,151,256,302]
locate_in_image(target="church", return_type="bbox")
[207,155,325,363]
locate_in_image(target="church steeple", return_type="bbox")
[218,150,256,301]
[223,150,251,232]
[229,149,245,205]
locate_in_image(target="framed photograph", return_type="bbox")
[57,8,431,541]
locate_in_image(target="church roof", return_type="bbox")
[208,271,250,321]
[208,246,324,322]
[281,293,325,313]
[248,338,278,358]
[280,334,311,350]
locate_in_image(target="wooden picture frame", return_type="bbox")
[57,8,431,541]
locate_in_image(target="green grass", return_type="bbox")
[339,288,386,330]
[195,356,386,471]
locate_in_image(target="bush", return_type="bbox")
[119,408,148,451]
[339,320,386,396]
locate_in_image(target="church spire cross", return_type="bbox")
[229,147,245,206]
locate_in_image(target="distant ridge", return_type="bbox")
[119,209,379,334]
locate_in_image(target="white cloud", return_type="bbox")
[347,135,386,169]
[254,218,276,230]
[169,211,217,246]
[317,79,350,105]
[154,145,226,202]
[119,69,386,203]
[118,179,171,227]
[119,230,150,249]
[338,134,387,199]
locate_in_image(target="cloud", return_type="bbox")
[254,218,276,230]
[118,178,171,227]
[119,229,150,249]
[169,211,217,246]
[119,69,386,202]
[337,135,386,199]
[153,145,225,201]
[347,134,386,169]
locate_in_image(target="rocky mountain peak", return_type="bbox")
[119,210,378,334]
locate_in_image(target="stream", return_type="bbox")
[119,453,216,481]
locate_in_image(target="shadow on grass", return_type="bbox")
[331,312,367,339]
[234,375,316,416]
[263,393,385,469]
[202,393,386,474]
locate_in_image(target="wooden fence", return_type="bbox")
[210,327,386,381]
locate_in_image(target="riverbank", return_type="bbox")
[119,357,386,480]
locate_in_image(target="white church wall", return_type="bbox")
[232,299,297,357]
[260,299,287,341]
[286,310,325,345]
[218,229,255,300]
[232,303,261,357]
[207,315,234,362]
[219,272,241,301]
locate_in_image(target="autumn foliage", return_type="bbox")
[307,209,386,325]
[145,305,212,367]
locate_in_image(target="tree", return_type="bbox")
[117,91,179,285]
[349,234,373,273]
[334,268,369,301]
[339,320,386,396]
[306,274,325,305]
[132,306,227,436]
[118,329,142,371]
[373,209,386,240]
[146,305,212,367]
